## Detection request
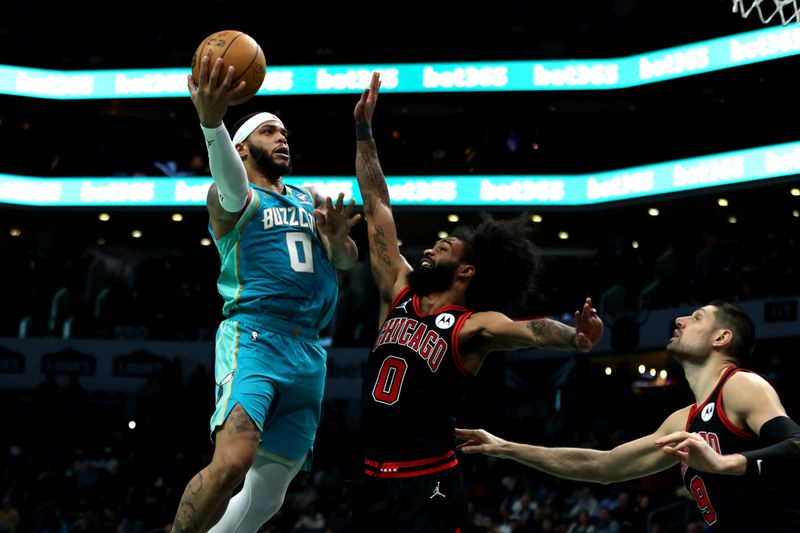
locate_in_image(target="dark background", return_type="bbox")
[1,2,799,532]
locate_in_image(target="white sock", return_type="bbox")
[208,453,306,533]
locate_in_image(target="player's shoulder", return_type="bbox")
[467,310,507,321]
[459,311,510,339]
[723,369,780,409]
[462,310,506,328]
[726,367,775,392]
[656,404,695,435]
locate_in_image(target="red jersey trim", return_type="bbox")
[685,367,758,440]
[686,367,737,427]
[364,450,458,478]
[685,406,696,429]
[716,368,758,440]
[389,286,412,311]
[411,293,469,318]
[451,312,473,375]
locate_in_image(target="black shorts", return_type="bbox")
[351,462,467,533]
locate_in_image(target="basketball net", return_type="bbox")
[731,0,800,25]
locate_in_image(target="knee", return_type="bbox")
[253,492,285,520]
[211,450,256,490]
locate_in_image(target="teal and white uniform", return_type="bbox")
[210,183,338,470]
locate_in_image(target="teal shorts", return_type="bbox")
[210,313,327,471]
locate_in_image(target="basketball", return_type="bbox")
[191,30,266,105]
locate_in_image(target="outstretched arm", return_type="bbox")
[354,72,412,311]
[310,189,360,271]
[464,298,604,353]
[456,407,689,484]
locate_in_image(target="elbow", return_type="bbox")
[593,451,619,485]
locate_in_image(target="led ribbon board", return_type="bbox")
[1,26,799,98]
[2,141,798,207]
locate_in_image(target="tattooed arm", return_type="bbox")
[462,298,604,354]
[354,72,412,318]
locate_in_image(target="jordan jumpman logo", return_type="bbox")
[396,298,411,313]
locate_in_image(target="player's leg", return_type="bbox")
[172,318,276,532]
[209,332,326,532]
[351,475,396,533]
[171,403,260,532]
[411,467,468,533]
[207,453,306,533]
[357,468,467,533]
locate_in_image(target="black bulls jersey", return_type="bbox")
[682,367,800,532]
[359,286,473,462]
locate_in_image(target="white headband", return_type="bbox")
[232,112,285,145]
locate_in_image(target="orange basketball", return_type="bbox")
[191,30,266,105]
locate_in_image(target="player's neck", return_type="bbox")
[685,357,737,405]
[249,174,286,195]
[419,289,466,315]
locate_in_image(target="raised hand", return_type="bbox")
[574,297,604,352]
[187,54,248,127]
[314,192,362,241]
[354,71,382,125]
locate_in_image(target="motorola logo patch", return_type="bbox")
[435,313,455,329]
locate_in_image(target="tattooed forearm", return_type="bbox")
[356,139,390,211]
[363,194,374,215]
[371,225,392,266]
[527,319,576,350]
[355,135,402,288]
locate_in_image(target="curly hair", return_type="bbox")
[451,213,542,315]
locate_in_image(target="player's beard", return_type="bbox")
[249,144,292,177]
[665,343,684,364]
[665,341,703,365]
[407,260,459,297]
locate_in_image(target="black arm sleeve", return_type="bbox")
[741,416,800,480]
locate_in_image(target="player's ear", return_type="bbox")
[457,264,475,281]
[235,141,248,158]
[712,328,733,350]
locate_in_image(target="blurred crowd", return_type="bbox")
[1,331,797,533]
[1,211,798,344]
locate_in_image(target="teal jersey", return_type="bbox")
[211,183,339,330]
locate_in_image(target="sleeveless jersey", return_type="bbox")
[211,183,338,329]
[682,367,800,532]
[360,286,474,462]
